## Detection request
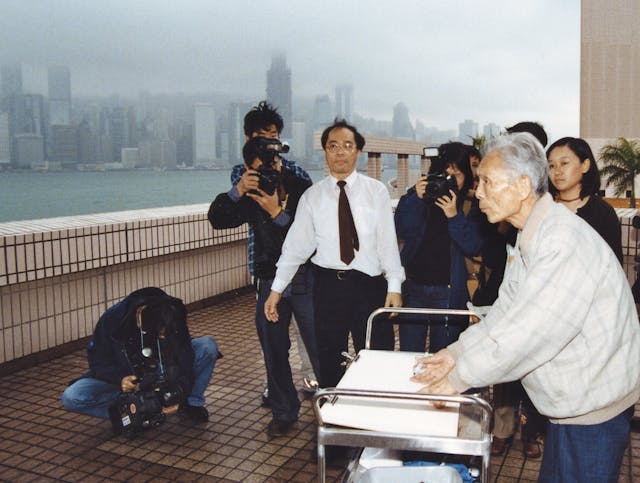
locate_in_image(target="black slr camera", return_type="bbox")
[109,343,183,437]
[420,146,457,202]
[249,137,290,196]
[423,172,458,202]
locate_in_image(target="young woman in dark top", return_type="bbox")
[547,137,623,264]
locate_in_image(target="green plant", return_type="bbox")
[599,137,640,208]
[469,134,486,150]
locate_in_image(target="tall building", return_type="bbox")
[581,0,640,138]
[266,53,292,138]
[227,102,250,164]
[312,95,333,164]
[290,120,307,160]
[392,102,414,139]
[109,107,129,162]
[1,63,23,102]
[48,65,71,126]
[483,122,501,139]
[335,84,353,121]
[77,119,97,165]
[458,119,479,142]
[193,103,216,167]
[0,112,10,166]
[50,125,77,166]
[14,133,44,168]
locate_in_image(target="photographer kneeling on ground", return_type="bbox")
[61,287,220,432]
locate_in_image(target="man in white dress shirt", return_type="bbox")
[264,119,405,387]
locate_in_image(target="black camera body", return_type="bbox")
[423,172,458,202]
[249,137,289,196]
[109,341,183,437]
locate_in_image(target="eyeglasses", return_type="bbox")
[326,141,357,153]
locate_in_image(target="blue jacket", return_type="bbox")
[394,191,485,309]
[83,287,195,400]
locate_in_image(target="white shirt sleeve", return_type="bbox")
[271,192,318,293]
[375,185,405,293]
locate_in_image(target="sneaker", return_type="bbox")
[266,418,296,438]
[180,404,209,423]
[302,377,319,393]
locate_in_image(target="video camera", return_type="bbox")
[109,337,183,437]
[250,137,290,196]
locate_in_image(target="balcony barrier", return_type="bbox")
[1,168,638,371]
[0,205,250,367]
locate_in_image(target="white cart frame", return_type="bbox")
[312,307,493,482]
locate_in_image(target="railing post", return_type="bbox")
[367,152,381,180]
[397,154,409,194]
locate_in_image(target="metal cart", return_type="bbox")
[312,307,493,482]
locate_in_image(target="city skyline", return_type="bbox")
[0,0,580,141]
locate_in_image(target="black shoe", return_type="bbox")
[266,418,296,437]
[180,404,209,423]
[261,386,270,407]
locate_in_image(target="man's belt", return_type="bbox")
[312,264,382,281]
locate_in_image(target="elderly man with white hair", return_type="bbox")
[412,132,640,482]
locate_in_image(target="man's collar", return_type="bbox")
[519,193,555,253]
[330,170,358,187]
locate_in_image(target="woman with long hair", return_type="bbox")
[547,137,623,263]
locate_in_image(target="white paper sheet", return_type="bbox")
[320,350,460,437]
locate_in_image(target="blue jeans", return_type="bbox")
[255,270,317,423]
[538,406,633,482]
[61,337,220,419]
[399,281,465,353]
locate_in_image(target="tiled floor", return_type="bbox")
[0,291,638,482]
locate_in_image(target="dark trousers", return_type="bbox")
[398,281,463,353]
[312,265,394,388]
[255,269,317,423]
[538,406,633,482]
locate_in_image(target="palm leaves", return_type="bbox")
[599,137,640,208]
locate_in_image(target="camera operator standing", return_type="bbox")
[232,102,318,405]
[209,134,315,438]
[61,287,220,432]
[394,142,485,353]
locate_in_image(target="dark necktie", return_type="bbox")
[337,180,359,264]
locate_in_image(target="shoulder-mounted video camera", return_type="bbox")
[248,137,290,196]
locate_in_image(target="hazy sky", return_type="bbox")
[1,0,580,140]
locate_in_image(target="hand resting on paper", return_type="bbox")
[410,349,458,407]
[410,348,456,392]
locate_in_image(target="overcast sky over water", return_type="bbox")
[1,0,580,139]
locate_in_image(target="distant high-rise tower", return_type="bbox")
[1,63,23,102]
[227,102,250,164]
[392,102,414,140]
[48,65,71,126]
[335,84,353,121]
[458,119,479,142]
[483,122,501,139]
[581,0,640,138]
[266,53,292,137]
[0,112,10,166]
[193,103,216,167]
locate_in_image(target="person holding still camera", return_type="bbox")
[61,287,220,429]
[394,142,485,353]
[209,135,314,438]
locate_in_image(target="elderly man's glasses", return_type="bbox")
[326,141,357,153]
